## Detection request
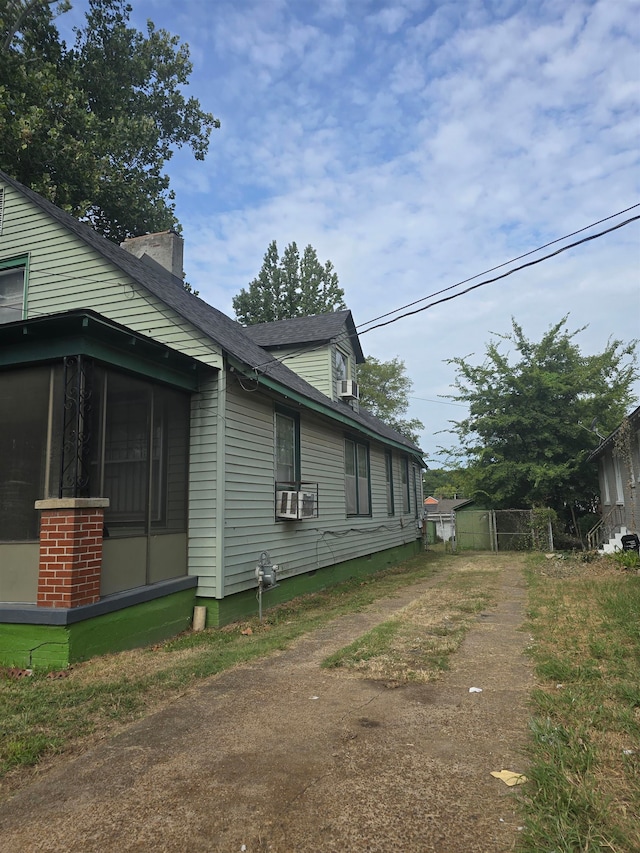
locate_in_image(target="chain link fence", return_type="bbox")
[427,509,554,552]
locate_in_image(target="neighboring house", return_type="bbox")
[588,406,640,551]
[423,497,473,542]
[0,171,425,668]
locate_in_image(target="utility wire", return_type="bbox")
[251,207,640,371]
[356,202,640,333]
[358,215,640,336]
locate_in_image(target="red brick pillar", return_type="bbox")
[34,498,110,608]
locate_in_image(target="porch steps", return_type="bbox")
[600,527,629,554]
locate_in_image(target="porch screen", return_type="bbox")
[0,366,51,540]
[98,371,189,535]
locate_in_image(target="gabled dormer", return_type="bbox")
[243,310,366,405]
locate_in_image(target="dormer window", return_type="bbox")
[335,349,348,382]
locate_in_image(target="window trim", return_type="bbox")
[275,405,301,484]
[0,254,29,323]
[345,435,371,517]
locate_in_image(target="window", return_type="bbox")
[0,257,27,323]
[401,456,410,513]
[275,408,300,483]
[335,349,348,382]
[345,438,370,515]
[613,455,624,505]
[385,450,395,515]
[601,459,611,505]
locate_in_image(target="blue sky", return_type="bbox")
[58,0,639,463]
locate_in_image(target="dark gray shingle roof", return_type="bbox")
[244,311,365,363]
[0,170,421,455]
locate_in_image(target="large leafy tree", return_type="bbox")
[0,0,218,242]
[446,317,638,526]
[233,240,346,325]
[422,467,468,500]
[358,356,424,445]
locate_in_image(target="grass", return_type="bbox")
[322,559,499,683]
[0,550,445,789]
[518,553,640,853]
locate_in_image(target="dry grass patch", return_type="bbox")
[322,563,500,682]
[520,554,640,853]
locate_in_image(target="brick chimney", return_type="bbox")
[120,230,184,279]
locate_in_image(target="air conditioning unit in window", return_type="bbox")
[337,379,359,400]
[276,490,299,519]
[298,491,316,519]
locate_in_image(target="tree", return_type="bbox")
[0,0,219,242]
[422,467,468,500]
[446,316,638,530]
[233,240,346,325]
[358,356,424,445]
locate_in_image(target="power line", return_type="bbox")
[358,214,640,337]
[410,396,467,407]
[251,205,640,371]
[356,202,640,333]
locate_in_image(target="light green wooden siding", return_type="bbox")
[189,375,218,594]
[221,381,421,597]
[260,335,358,402]
[269,347,333,397]
[0,181,222,369]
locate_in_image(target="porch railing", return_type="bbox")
[587,504,626,551]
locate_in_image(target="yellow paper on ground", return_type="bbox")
[490,770,528,786]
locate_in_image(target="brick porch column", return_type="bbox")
[35,498,110,608]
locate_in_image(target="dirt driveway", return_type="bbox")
[0,555,534,852]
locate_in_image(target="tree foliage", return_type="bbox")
[358,356,424,445]
[233,240,346,325]
[446,317,638,522]
[422,467,468,500]
[0,0,218,242]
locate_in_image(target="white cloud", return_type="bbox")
[57,0,640,461]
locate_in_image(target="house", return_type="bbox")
[588,406,639,551]
[423,497,473,543]
[0,170,425,668]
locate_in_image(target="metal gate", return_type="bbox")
[450,509,554,552]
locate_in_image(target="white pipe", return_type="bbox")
[192,606,207,632]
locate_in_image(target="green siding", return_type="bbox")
[188,375,218,593]
[0,623,69,668]
[0,180,222,369]
[269,346,333,398]
[218,382,422,598]
[198,540,421,626]
[0,589,196,669]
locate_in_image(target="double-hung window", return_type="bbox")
[345,438,370,515]
[275,407,300,484]
[0,257,27,324]
[385,450,395,515]
[401,456,410,513]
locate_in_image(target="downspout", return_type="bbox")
[215,366,227,599]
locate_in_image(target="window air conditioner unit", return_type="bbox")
[338,379,359,400]
[276,490,299,519]
[298,491,316,519]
